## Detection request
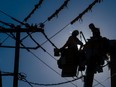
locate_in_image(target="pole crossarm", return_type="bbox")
[0,27,43,33]
[0,45,39,49]
[1,73,14,76]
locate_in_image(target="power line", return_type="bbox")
[20,65,112,87]
[44,0,70,23]
[0,35,9,45]
[23,0,44,22]
[38,0,103,47]
[0,0,103,49]
[0,1,105,87]
[70,0,103,24]
[27,50,78,87]
[9,0,103,49]
[20,75,84,86]
[93,72,116,87]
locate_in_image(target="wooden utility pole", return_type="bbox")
[0,26,43,87]
[0,71,2,87]
[13,26,20,87]
[109,40,116,87]
[110,54,116,87]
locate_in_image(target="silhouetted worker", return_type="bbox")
[89,23,101,38]
[84,23,109,87]
[61,30,83,50]
[58,30,83,77]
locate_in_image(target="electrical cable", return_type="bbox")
[20,75,84,86]
[26,31,57,60]
[94,79,105,87]
[42,31,58,48]
[0,10,25,25]
[28,50,78,87]
[20,0,71,42]
[0,12,44,51]
[0,0,103,48]
[0,35,9,45]
[93,72,116,87]
[0,20,57,61]
[37,0,103,47]
[23,0,44,22]
[45,0,70,22]
[40,24,70,46]
[0,20,17,38]
[71,0,103,24]
[9,0,103,49]
[0,1,105,87]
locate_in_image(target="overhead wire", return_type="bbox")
[18,0,103,49]
[43,0,70,23]
[0,16,58,63]
[94,79,105,87]
[0,0,103,49]
[20,0,71,49]
[19,62,110,87]
[35,0,70,48]
[0,35,9,45]
[20,75,84,86]
[0,21,78,87]
[20,2,105,86]
[26,31,57,60]
[18,0,70,50]
[23,0,44,22]
[18,73,34,87]
[19,54,110,87]
[40,24,70,46]
[20,0,71,45]
[0,10,46,50]
[70,0,103,24]
[28,50,78,87]
[0,25,57,61]
[0,9,60,75]
[0,10,25,25]
[93,72,116,87]
[36,0,103,47]
[1,61,111,87]
[0,0,105,87]
[0,27,75,86]
[0,20,16,39]
[0,0,103,73]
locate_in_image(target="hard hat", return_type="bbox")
[72,30,79,36]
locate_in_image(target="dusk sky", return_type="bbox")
[0,0,116,87]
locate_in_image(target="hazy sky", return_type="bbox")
[0,0,116,87]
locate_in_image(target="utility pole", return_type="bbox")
[0,71,2,87]
[110,53,116,87]
[109,40,116,87]
[0,26,43,87]
[13,26,20,87]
